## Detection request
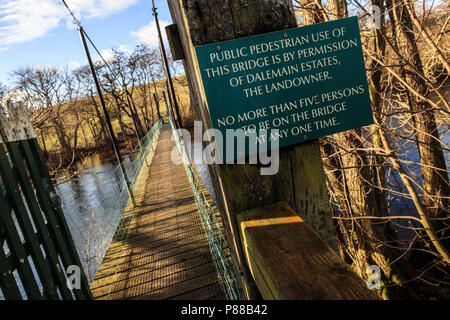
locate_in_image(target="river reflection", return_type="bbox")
[55,154,124,282]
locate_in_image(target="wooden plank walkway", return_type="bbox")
[90,124,226,300]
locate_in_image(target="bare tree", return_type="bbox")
[294,0,450,299]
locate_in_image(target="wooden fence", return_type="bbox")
[0,102,91,300]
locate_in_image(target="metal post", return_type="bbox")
[153,93,162,122]
[152,0,183,128]
[165,82,180,128]
[78,26,136,207]
[162,90,174,123]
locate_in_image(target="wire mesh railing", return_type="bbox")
[168,118,245,300]
[112,119,162,213]
[88,119,162,296]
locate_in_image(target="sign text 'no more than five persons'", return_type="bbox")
[195,16,374,160]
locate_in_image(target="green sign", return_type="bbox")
[195,16,373,160]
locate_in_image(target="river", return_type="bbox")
[55,154,124,281]
[55,142,217,282]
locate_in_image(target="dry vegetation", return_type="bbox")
[3,45,192,174]
[294,0,449,299]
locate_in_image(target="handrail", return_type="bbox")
[169,118,245,300]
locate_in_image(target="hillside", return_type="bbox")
[34,76,193,173]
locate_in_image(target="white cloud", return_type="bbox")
[67,61,81,70]
[118,44,132,55]
[99,48,116,62]
[97,44,131,62]
[0,0,139,51]
[131,20,169,46]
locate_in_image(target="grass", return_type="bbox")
[37,76,193,156]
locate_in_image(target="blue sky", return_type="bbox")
[0,0,173,86]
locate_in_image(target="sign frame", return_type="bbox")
[195,16,374,161]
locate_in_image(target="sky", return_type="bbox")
[0,0,173,86]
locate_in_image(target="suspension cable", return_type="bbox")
[60,0,132,95]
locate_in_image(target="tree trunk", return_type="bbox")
[90,94,108,144]
[391,0,450,244]
[320,0,401,297]
[367,0,387,219]
[39,128,48,158]
[53,120,71,156]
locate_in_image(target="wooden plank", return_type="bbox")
[237,202,380,300]
[6,140,73,299]
[93,243,212,282]
[95,255,219,299]
[100,226,210,264]
[132,265,223,300]
[0,245,23,300]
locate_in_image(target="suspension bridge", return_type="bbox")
[0,106,247,300]
[89,121,241,300]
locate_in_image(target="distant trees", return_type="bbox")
[7,44,187,173]
[294,0,449,299]
[73,65,109,149]
[129,45,163,129]
[13,66,78,159]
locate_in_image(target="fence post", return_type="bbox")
[167,0,337,299]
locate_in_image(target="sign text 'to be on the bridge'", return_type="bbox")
[195,16,374,160]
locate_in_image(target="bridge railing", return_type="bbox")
[168,118,246,300]
[105,119,162,255]
[87,119,162,296]
[112,119,162,214]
